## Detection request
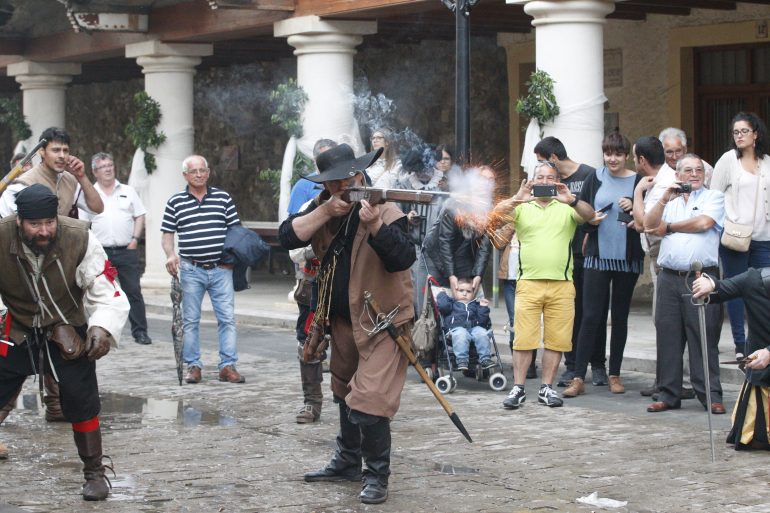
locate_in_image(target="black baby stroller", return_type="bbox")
[424,277,507,394]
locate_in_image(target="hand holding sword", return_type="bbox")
[363,291,473,443]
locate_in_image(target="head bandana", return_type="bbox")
[16,183,58,219]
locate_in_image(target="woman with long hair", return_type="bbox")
[711,112,770,359]
[366,127,402,188]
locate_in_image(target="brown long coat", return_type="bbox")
[311,202,413,418]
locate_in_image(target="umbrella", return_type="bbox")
[170,276,184,386]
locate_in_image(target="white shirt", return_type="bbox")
[643,163,677,214]
[82,181,146,247]
[641,163,677,252]
[0,180,89,218]
[21,231,130,345]
[657,188,725,271]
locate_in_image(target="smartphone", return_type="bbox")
[597,203,613,214]
[533,185,557,197]
[617,210,633,223]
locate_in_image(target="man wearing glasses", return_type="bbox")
[534,137,598,386]
[643,154,725,414]
[490,161,595,409]
[161,155,244,384]
[658,127,714,186]
[83,152,150,346]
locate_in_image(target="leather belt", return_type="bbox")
[185,258,219,270]
[103,246,128,251]
[661,267,718,277]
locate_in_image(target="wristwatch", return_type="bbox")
[568,195,579,207]
[665,223,673,234]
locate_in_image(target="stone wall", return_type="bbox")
[603,3,770,147]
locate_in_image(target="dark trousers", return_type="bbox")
[575,268,639,378]
[655,270,723,406]
[106,247,148,338]
[564,256,606,370]
[0,335,101,423]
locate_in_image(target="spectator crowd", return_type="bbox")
[2,111,769,504]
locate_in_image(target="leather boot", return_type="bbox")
[73,428,112,501]
[296,361,323,424]
[353,410,391,505]
[303,401,361,482]
[43,374,66,422]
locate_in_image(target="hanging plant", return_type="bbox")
[515,69,560,126]
[269,78,308,139]
[0,97,31,141]
[124,91,166,174]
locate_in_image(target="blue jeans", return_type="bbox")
[180,259,238,370]
[450,326,491,362]
[720,240,770,348]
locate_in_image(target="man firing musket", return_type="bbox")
[279,143,449,505]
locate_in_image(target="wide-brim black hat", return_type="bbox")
[306,143,383,183]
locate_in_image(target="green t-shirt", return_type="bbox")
[514,200,580,281]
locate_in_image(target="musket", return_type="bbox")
[0,139,47,196]
[342,186,450,205]
[363,291,473,443]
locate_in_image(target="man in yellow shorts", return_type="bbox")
[490,161,595,409]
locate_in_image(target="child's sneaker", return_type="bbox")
[538,385,563,407]
[503,385,526,409]
[456,360,469,371]
[480,358,496,370]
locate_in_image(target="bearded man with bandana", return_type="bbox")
[0,184,129,500]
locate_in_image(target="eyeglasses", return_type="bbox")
[733,128,755,137]
[370,135,385,141]
[681,168,705,175]
[185,168,209,175]
[664,149,684,157]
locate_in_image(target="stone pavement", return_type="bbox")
[1,273,765,513]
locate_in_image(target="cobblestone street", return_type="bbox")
[1,314,767,513]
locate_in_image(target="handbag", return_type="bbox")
[721,219,752,252]
[410,282,436,356]
[720,174,759,253]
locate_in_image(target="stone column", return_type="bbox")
[510,0,615,167]
[274,15,377,156]
[7,61,82,146]
[125,41,213,288]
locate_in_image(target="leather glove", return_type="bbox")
[85,326,112,361]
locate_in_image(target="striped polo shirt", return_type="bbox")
[161,186,240,264]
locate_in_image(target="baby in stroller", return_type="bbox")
[435,278,495,371]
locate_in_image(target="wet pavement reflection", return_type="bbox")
[15,392,237,428]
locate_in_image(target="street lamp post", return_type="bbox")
[442,0,480,166]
